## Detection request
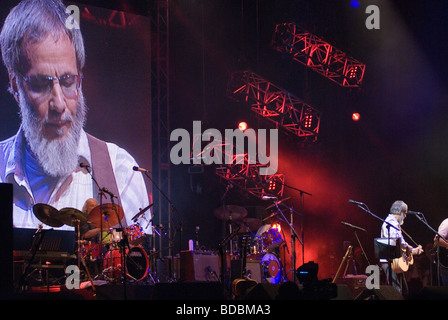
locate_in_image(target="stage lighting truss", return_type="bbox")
[190,136,285,200]
[228,70,321,141]
[215,157,285,200]
[272,23,366,88]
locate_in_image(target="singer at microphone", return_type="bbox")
[379,200,424,295]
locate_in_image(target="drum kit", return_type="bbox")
[214,204,286,284]
[33,203,149,284]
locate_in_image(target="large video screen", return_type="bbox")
[0,1,152,237]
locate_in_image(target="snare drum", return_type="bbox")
[103,246,149,281]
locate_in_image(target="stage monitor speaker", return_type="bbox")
[180,251,220,282]
[336,275,366,299]
[244,283,280,300]
[355,286,403,300]
[0,183,13,298]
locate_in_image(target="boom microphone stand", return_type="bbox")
[349,200,401,287]
[268,198,303,283]
[411,211,447,286]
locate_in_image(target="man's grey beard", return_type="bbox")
[19,91,87,178]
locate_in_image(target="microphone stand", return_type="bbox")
[270,199,303,283]
[341,221,371,272]
[411,212,447,286]
[136,167,183,279]
[351,201,400,288]
[274,181,310,266]
[80,164,108,278]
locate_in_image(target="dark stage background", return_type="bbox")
[2,0,448,283]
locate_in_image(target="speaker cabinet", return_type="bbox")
[180,251,220,282]
[355,286,403,300]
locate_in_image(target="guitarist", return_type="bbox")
[380,200,424,295]
[434,218,448,285]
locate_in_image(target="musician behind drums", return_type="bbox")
[81,198,109,243]
[380,200,423,295]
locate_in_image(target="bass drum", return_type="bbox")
[261,253,282,284]
[103,246,149,281]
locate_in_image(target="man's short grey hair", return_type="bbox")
[0,0,85,84]
[390,200,408,215]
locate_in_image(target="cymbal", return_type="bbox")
[59,207,88,227]
[33,203,64,228]
[214,205,247,221]
[234,218,263,233]
[88,203,124,228]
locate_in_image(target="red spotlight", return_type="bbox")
[238,121,248,131]
[352,112,361,121]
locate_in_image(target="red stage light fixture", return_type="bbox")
[352,112,361,121]
[238,121,248,132]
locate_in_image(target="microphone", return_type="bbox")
[407,210,423,215]
[348,199,364,205]
[262,195,278,200]
[102,187,117,199]
[133,166,148,173]
[80,162,90,170]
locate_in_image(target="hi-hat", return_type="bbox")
[214,205,247,221]
[88,203,124,228]
[33,203,65,227]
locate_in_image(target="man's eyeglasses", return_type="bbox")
[20,74,83,99]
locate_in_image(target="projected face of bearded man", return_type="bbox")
[13,34,86,178]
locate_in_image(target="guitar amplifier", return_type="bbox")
[231,260,262,283]
[180,251,220,282]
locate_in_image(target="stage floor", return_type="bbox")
[7,281,447,300]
